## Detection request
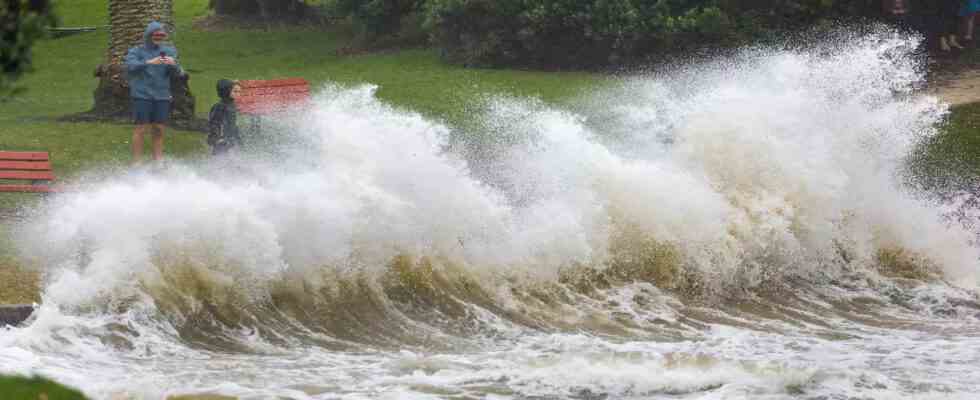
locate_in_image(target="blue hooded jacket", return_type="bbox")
[124,21,184,101]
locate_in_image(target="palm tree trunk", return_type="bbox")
[90,0,196,127]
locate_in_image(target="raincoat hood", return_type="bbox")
[217,79,236,103]
[143,21,165,50]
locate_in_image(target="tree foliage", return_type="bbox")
[210,0,315,21]
[1,0,56,98]
[322,0,418,37]
[424,0,730,68]
[323,0,873,68]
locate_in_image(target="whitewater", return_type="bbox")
[2,30,979,399]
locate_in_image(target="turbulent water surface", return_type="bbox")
[2,31,980,399]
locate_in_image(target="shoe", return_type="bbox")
[950,36,965,49]
[941,38,952,52]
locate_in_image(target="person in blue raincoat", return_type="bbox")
[124,21,185,164]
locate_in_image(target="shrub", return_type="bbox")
[323,0,421,38]
[1,0,57,98]
[423,0,733,68]
[423,0,876,68]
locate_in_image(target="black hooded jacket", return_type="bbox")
[208,79,242,153]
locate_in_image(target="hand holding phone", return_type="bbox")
[159,52,175,65]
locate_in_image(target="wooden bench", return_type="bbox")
[0,151,57,193]
[237,78,311,116]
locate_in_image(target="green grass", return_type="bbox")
[908,102,980,191]
[0,375,89,400]
[52,0,107,28]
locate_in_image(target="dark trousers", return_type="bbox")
[922,1,961,37]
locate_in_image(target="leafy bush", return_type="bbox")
[1,0,56,98]
[724,0,873,38]
[319,0,881,68]
[323,0,421,37]
[422,0,875,68]
[209,0,317,22]
[423,0,732,68]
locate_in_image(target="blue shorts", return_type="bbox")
[132,99,171,124]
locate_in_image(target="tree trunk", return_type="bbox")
[89,0,197,129]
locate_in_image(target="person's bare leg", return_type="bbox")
[975,13,980,39]
[132,124,148,164]
[151,124,165,161]
[965,15,975,40]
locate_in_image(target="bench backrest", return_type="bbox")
[0,151,56,193]
[237,78,311,115]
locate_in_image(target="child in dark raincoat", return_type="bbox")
[207,79,243,155]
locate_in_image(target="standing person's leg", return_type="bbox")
[962,1,979,41]
[150,100,170,162]
[132,124,147,164]
[922,12,948,51]
[965,14,976,41]
[974,12,980,41]
[132,98,152,164]
[151,124,165,161]
[942,0,964,48]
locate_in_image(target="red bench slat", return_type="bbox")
[0,161,52,171]
[237,97,308,106]
[0,151,57,193]
[237,78,310,116]
[241,86,309,96]
[0,184,55,193]
[0,151,49,161]
[238,78,309,88]
[0,170,55,181]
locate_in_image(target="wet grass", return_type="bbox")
[0,375,235,400]
[907,101,980,191]
[0,223,39,305]
[0,375,89,400]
